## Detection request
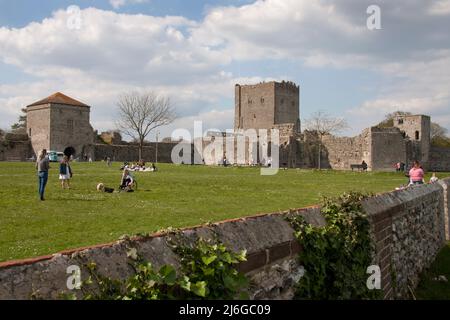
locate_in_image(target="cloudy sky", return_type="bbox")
[0,0,449,140]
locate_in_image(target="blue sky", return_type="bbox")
[0,0,256,27]
[0,0,449,139]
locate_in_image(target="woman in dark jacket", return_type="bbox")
[59,155,72,189]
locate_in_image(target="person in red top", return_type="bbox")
[409,160,425,185]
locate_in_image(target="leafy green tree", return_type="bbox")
[11,108,27,132]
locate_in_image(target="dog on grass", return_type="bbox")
[97,183,114,193]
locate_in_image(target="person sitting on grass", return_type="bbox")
[120,169,135,192]
[430,172,439,184]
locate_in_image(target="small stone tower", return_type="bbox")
[234,81,300,132]
[393,114,431,167]
[26,92,94,157]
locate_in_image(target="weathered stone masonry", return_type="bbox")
[363,180,449,299]
[0,180,449,300]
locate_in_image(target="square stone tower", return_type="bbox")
[393,114,431,166]
[26,92,94,157]
[234,81,300,132]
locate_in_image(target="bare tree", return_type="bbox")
[304,111,349,170]
[116,91,176,160]
[431,122,448,140]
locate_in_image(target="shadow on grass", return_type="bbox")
[49,197,107,202]
[415,243,450,300]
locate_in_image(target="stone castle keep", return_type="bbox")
[7,82,448,171]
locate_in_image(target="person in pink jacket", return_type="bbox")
[409,161,425,185]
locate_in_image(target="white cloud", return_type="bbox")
[428,0,450,15]
[191,0,367,62]
[346,49,450,134]
[109,0,149,10]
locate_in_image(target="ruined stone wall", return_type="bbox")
[1,182,449,300]
[370,127,407,171]
[320,129,371,170]
[429,146,450,172]
[199,136,252,166]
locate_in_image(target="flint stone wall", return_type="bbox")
[363,179,449,299]
[0,181,449,300]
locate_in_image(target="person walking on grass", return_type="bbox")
[35,149,50,201]
[59,155,72,189]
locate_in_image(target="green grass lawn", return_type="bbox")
[0,162,447,262]
[416,243,450,299]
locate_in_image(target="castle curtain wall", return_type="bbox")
[370,127,407,171]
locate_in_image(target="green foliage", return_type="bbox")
[173,237,249,299]
[431,136,450,148]
[11,108,27,131]
[288,192,382,299]
[78,238,248,300]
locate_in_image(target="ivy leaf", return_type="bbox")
[203,267,215,276]
[223,274,237,290]
[158,265,177,285]
[179,276,191,292]
[237,250,247,262]
[201,255,217,266]
[191,281,207,297]
[222,252,233,264]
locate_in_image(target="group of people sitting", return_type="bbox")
[119,160,157,172]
